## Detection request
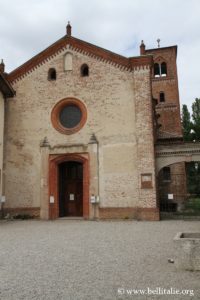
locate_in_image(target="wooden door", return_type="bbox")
[59,161,83,217]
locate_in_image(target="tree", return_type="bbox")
[192,98,200,141]
[182,104,192,141]
[182,100,200,199]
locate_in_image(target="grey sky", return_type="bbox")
[0,0,199,110]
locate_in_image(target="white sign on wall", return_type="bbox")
[1,196,6,203]
[69,194,74,201]
[49,195,54,204]
[168,194,174,200]
[90,195,96,203]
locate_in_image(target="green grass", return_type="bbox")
[185,197,200,211]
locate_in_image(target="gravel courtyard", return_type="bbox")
[0,220,200,300]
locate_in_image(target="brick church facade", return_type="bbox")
[0,24,183,220]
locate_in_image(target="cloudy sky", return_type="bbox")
[0,0,199,110]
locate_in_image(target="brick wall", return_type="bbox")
[134,66,157,209]
[4,45,159,219]
[0,92,4,198]
[145,47,182,139]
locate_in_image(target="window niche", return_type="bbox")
[64,52,73,71]
[81,64,89,77]
[160,92,165,102]
[48,68,56,81]
[154,63,160,77]
[154,61,167,77]
[161,62,167,76]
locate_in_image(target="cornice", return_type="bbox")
[152,76,175,82]
[155,142,200,157]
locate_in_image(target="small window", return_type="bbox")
[154,63,160,77]
[48,68,56,80]
[161,62,167,76]
[160,92,165,102]
[81,64,89,77]
[163,167,171,181]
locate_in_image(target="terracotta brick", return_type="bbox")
[1,32,184,221]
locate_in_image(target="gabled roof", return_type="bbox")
[7,34,153,83]
[0,72,15,97]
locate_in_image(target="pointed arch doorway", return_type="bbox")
[49,154,89,219]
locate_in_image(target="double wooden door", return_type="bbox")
[59,161,83,217]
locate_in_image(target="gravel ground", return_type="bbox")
[0,220,200,300]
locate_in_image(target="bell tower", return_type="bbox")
[140,41,182,141]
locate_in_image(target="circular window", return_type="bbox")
[51,98,87,134]
[59,105,82,128]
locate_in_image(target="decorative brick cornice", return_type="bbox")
[156,103,177,109]
[155,142,200,157]
[129,55,153,70]
[152,76,175,82]
[7,35,153,83]
[156,148,200,157]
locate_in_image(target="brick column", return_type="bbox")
[88,134,99,219]
[40,138,50,220]
[133,65,159,220]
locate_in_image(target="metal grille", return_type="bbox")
[158,173,185,212]
[158,164,200,218]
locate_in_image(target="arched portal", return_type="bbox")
[157,161,200,217]
[49,154,89,219]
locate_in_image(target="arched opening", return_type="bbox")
[161,62,167,76]
[160,92,165,102]
[158,161,200,217]
[158,162,186,213]
[154,63,160,77]
[81,64,89,77]
[49,154,89,219]
[48,68,56,80]
[59,161,83,217]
